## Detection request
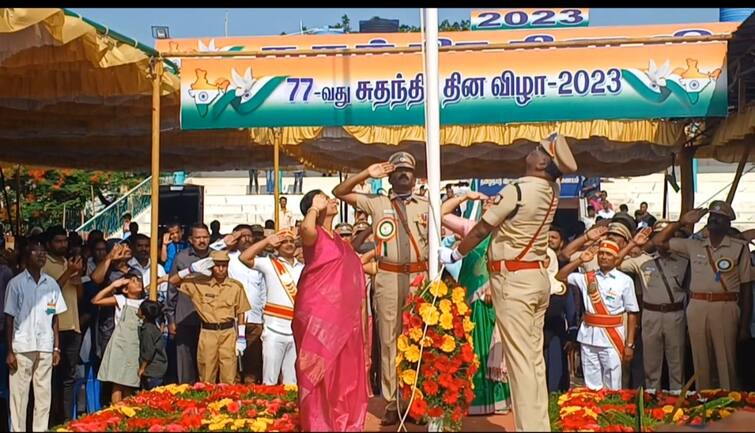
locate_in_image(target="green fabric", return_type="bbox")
[458,236,511,414]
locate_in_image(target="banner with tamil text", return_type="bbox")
[162,23,737,130]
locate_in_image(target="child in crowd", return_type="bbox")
[92,268,145,403]
[137,300,168,390]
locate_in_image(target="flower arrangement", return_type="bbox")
[550,387,755,432]
[396,277,479,431]
[55,383,299,432]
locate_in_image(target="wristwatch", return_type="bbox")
[53,347,61,353]
[626,343,636,350]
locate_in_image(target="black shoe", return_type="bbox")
[381,409,400,426]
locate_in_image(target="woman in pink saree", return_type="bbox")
[294,189,369,431]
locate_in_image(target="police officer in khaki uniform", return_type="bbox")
[441,133,577,431]
[163,250,252,384]
[653,201,753,391]
[333,151,428,426]
[616,221,689,392]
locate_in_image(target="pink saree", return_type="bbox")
[293,226,368,432]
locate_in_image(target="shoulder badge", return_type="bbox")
[376,217,397,242]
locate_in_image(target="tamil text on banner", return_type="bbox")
[162,23,737,130]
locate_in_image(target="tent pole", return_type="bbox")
[149,60,163,302]
[725,144,751,205]
[423,8,441,280]
[680,146,696,215]
[274,140,280,231]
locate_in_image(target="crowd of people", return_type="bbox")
[1,133,754,432]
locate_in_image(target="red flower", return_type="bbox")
[427,407,443,418]
[438,373,454,389]
[422,380,439,396]
[451,406,464,423]
[411,274,425,288]
[246,408,258,418]
[409,398,428,419]
[453,321,465,338]
[690,416,702,425]
[227,400,240,414]
[443,392,459,405]
[165,424,187,432]
[460,344,475,363]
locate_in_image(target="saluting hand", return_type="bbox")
[312,194,329,212]
[162,232,172,246]
[680,208,708,225]
[579,245,599,263]
[465,191,489,201]
[367,162,395,179]
[632,227,653,247]
[266,234,283,248]
[223,231,242,248]
[586,225,608,242]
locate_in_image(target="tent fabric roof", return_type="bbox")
[0,8,745,177]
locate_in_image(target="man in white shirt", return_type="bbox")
[278,196,295,230]
[128,234,168,304]
[5,238,67,432]
[556,239,639,390]
[240,229,303,385]
[209,224,267,384]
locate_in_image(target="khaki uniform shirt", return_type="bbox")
[620,252,688,304]
[483,177,559,262]
[355,192,429,264]
[670,236,752,294]
[178,277,251,324]
[42,255,80,333]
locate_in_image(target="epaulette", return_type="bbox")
[226,277,245,289]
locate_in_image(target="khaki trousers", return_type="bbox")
[10,351,53,432]
[197,327,237,384]
[642,310,686,392]
[687,299,740,391]
[490,267,551,431]
[373,270,418,412]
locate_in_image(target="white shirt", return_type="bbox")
[4,270,68,353]
[581,216,596,230]
[253,256,303,334]
[597,209,615,220]
[278,209,295,229]
[113,294,144,327]
[568,268,639,348]
[127,258,167,302]
[228,250,266,324]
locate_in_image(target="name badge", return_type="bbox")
[383,209,395,215]
[46,298,56,315]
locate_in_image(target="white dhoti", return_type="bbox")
[581,343,622,390]
[261,325,297,385]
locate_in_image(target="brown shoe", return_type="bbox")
[380,409,400,426]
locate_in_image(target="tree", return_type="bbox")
[400,19,470,32]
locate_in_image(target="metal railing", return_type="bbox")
[76,177,153,236]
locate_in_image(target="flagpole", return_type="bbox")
[423,8,441,280]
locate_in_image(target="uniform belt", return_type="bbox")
[690,292,738,302]
[583,313,623,328]
[377,261,428,273]
[488,259,543,273]
[643,301,685,313]
[201,320,235,331]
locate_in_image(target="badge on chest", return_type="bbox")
[46,298,56,315]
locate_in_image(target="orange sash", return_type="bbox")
[585,271,625,355]
[270,257,297,305]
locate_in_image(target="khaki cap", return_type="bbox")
[607,222,632,242]
[540,133,577,175]
[708,200,736,221]
[388,151,416,170]
[210,250,230,262]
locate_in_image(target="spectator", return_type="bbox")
[128,234,168,306]
[442,184,461,216]
[635,201,657,229]
[582,205,596,229]
[160,222,188,274]
[264,220,275,230]
[209,220,222,243]
[619,204,629,213]
[6,237,66,432]
[92,268,145,403]
[86,230,104,246]
[121,213,132,238]
[42,225,83,425]
[596,192,615,219]
[278,196,295,229]
[137,300,168,390]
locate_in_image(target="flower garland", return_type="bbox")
[550,387,755,432]
[55,383,299,432]
[396,276,479,431]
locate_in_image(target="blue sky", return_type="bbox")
[68,8,718,46]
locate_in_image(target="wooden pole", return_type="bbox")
[149,60,163,302]
[680,146,696,215]
[15,165,20,237]
[725,144,752,205]
[273,140,280,231]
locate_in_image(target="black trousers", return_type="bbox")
[175,324,200,384]
[52,330,82,423]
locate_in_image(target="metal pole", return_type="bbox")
[149,60,163,302]
[274,140,280,231]
[662,169,669,220]
[423,8,441,280]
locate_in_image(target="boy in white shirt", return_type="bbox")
[5,238,67,432]
[556,239,639,390]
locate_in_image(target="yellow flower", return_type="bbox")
[662,405,675,414]
[405,344,421,362]
[440,335,456,353]
[408,327,424,342]
[208,398,233,412]
[396,351,405,365]
[250,420,269,432]
[284,384,298,392]
[439,312,454,330]
[455,301,469,315]
[429,281,448,297]
[119,406,137,417]
[398,334,410,352]
[672,408,685,422]
[463,316,475,333]
[419,304,439,326]
[467,335,473,345]
[729,391,742,402]
[420,336,433,347]
[720,409,732,418]
[233,419,246,430]
[401,369,417,385]
[452,287,465,303]
[439,299,452,314]
[56,429,70,432]
[160,383,189,395]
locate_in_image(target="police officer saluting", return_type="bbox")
[161,250,251,384]
[441,133,577,431]
[333,151,428,426]
[653,201,753,391]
